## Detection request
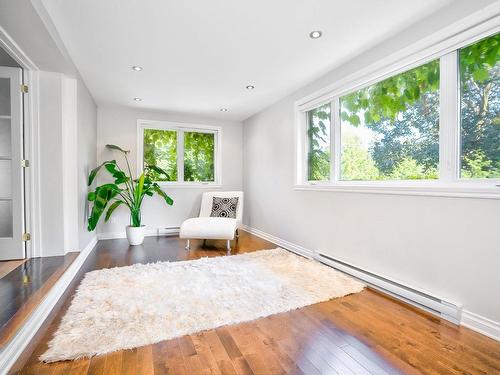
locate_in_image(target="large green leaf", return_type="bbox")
[104,162,129,185]
[87,184,122,231]
[135,173,145,204]
[106,144,130,154]
[153,183,174,205]
[145,164,171,180]
[88,160,116,186]
[472,68,489,82]
[105,200,124,221]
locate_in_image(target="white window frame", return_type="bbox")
[137,119,222,187]
[294,17,500,199]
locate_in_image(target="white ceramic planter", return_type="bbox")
[126,225,145,245]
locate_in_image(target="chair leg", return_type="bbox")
[235,229,239,241]
[226,240,231,255]
[185,239,190,251]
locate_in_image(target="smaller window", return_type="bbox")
[140,121,220,184]
[459,33,500,179]
[307,103,331,181]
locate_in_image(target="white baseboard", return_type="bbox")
[241,225,314,259]
[0,236,98,373]
[97,227,180,240]
[242,224,499,342]
[462,310,500,342]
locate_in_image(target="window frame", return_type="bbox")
[137,119,222,187]
[294,19,500,199]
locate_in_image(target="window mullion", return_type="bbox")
[177,130,184,182]
[303,111,310,183]
[332,98,341,183]
[439,51,460,182]
[301,112,308,184]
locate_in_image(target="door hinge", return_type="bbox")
[21,159,29,168]
[21,84,28,93]
[22,233,31,242]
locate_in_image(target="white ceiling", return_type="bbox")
[40,0,454,121]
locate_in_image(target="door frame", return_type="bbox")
[0,26,42,258]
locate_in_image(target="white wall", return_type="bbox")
[38,72,65,255]
[96,106,243,236]
[61,77,78,253]
[243,2,500,324]
[77,77,98,250]
[38,72,97,256]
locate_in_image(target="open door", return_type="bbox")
[0,66,24,260]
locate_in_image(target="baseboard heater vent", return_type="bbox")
[154,226,180,236]
[318,252,462,324]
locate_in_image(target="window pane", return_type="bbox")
[307,103,331,181]
[0,200,13,238]
[459,33,500,179]
[184,131,215,182]
[340,59,440,181]
[143,129,177,181]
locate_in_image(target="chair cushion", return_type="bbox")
[210,197,239,218]
[179,217,237,240]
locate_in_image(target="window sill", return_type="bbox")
[155,182,222,189]
[294,182,500,199]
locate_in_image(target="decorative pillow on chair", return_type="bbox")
[210,197,239,218]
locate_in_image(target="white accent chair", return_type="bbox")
[180,191,244,254]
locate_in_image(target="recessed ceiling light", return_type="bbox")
[309,30,322,39]
[133,97,142,102]
[246,85,255,90]
[220,108,228,112]
[131,65,143,71]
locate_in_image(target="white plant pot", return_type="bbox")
[126,225,145,245]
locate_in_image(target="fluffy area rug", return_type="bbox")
[41,248,365,362]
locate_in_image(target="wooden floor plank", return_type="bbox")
[10,231,500,375]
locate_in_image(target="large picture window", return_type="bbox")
[296,31,500,197]
[138,121,220,185]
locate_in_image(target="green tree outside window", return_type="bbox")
[143,129,177,181]
[306,33,499,181]
[184,131,215,182]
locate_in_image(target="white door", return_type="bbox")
[0,66,24,260]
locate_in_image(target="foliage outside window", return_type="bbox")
[143,129,177,181]
[184,131,215,182]
[142,125,218,183]
[307,104,330,181]
[299,32,500,189]
[459,34,500,179]
[340,59,440,181]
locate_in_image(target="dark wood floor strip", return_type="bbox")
[0,253,78,347]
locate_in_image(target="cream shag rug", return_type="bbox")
[41,248,364,362]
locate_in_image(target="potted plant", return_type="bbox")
[87,144,173,245]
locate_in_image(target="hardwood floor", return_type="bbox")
[11,231,500,374]
[0,260,26,280]
[0,253,78,347]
